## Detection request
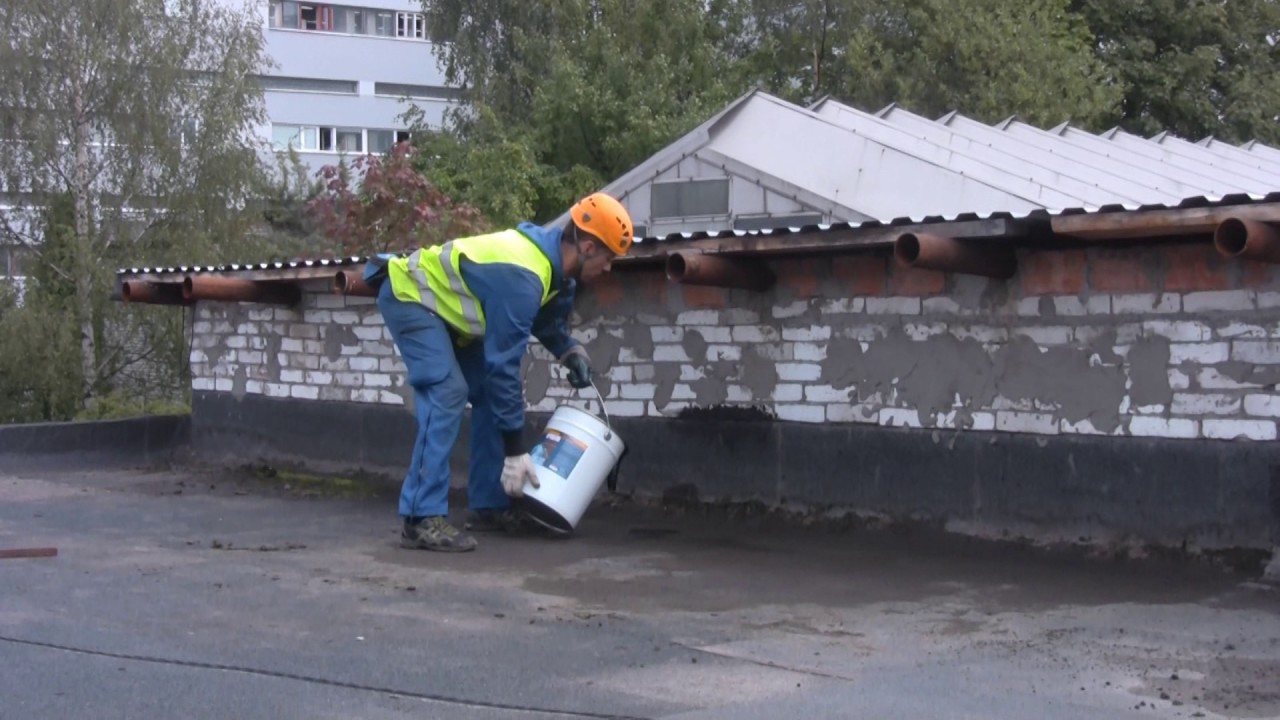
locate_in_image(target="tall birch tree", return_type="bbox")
[0,0,274,406]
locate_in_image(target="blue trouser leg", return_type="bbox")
[455,340,511,512]
[376,281,468,519]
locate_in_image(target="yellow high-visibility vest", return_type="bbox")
[386,229,557,338]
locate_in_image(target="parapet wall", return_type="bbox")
[191,243,1280,443]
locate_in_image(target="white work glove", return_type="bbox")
[501,454,540,497]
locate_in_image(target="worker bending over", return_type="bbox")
[363,192,634,552]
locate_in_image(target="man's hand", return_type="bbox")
[563,354,592,389]
[501,454,540,497]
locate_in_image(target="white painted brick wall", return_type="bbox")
[188,283,1278,442]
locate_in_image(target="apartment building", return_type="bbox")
[256,0,462,176]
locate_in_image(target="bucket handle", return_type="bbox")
[587,378,612,440]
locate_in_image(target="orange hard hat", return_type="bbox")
[570,192,634,256]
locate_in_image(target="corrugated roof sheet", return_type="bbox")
[116,192,1280,277]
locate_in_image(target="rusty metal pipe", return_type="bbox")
[121,280,188,305]
[333,269,377,297]
[894,232,1016,279]
[665,251,775,292]
[182,276,301,305]
[1214,217,1280,263]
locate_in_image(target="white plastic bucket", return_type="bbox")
[519,405,625,534]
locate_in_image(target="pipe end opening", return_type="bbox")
[895,234,922,264]
[666,253,689,280]
[1214,218,1249,257]
[181,276,196,300]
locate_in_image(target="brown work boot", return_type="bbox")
[401,516,477,552]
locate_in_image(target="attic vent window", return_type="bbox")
[651,178,730,220]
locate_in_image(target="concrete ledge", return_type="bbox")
[191,391,1280,553]
[0,414,191,466]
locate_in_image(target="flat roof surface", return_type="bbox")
[2,460,1278,719]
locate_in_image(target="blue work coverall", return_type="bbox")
[367,222,580,520]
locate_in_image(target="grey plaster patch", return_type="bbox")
[1218,361,1280,387]
[623,323,654,362]
[523,356,551,404]
[323,325,360,361]
[690,363,732,407]
[1127,337,1173,409]
[586,330,623,372]
[1039,296,1055,317]
[682,329,709,367]
[946,275,990,311]
[266,333,283,381]
[231,365,248,400]
[822,329,1128,431]
[738,347,780,399]
[654,364,683,409]
[996,336,1127,432]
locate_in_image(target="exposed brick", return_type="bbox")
[690,326,732,343]
[771,384,803,402]
[889,266,946,296]
[832,255,885,296]
[676,309,719,326]
[777,258,823,299]
[775,404,825,423]
[996,410,1058,434]
[804,385,851,402]
[732,325,779,343]
[967,412,996,431]
[782,325,832,341]
[652,345,691,362]
[1163,243,1231,292]
[681,284,727,309]
[305,371,333,385]
[1129,416,1198,439]
[620,383,657,400]
[1013,326,1073,345]
[1168,342,1230,364]
[1143,320,1211,342]
[331,311,360,325]
[192,377,214,391]
[1241,259,1275,288]
[353,326,384,341]
[1112,293,1180,314]
[820,298,864,314]
[1183,290,1254,313]
[880,408,922,428]
[650,326,683,343]
[1215,321,1270,339]
[706,345,741,362]
[865,297,921,315]
[363,373,393,388]
[290,385,320,400]
[777,363,822,381]
[1021,250,1086,296]
[922,297,963,315]
[1244,394,1280,417]
[1197,368,1260,390]
[314,294,346,309]
[1171,392,1241,415]
[827,403,878,423]
[589,276,625,308]
[280,369,304,383]
[1231,340,1280,364]
[1202,418,1276,441]
[1090,248,1152,293]
[793,342,827,361]
[379,391,405,406]
[752,343,793,361]
[772,300,810,319]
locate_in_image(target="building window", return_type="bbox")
[257,76,358,94]
[396,12,424,39]
[374,82,464,101]
[268,1,423,40]
[651,178,731,219]
[1,244,30,278]
[272,124,319,151]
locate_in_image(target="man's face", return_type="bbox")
[576,238,614,283]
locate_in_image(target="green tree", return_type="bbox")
[1073,0,1280,143]
[0,0,276,408]
[810,0,1122,127]
[415,0,751,223]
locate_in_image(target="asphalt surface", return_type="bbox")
[1,457,1278,720]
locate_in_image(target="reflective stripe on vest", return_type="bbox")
[395,228,555,338]
[406,241,484,336]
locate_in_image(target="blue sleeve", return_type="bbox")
[459,260,542,454]
[531,279,579,360]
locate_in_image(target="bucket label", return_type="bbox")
[530,429,588,480]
